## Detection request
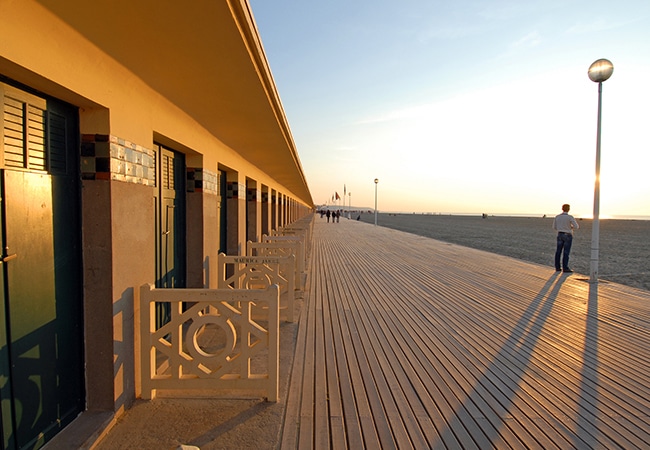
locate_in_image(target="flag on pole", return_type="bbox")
[335,192,340,200]
[344,184,346,196]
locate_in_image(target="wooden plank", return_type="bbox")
[343,276,456,448]
[330,258,410,448]
[296,265,317,449]
[313,249,331,449]
[324,243,380,449]
[319,246,352,449]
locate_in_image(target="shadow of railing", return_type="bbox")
[0,319,83,449]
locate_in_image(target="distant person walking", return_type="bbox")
[326,210,331,223]
[552,204,579,272]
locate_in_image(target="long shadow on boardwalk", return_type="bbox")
[577,282,599,449]
[436,273,579,448]
[436,274,636,449]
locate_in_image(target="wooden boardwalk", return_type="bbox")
[280,218,650,449]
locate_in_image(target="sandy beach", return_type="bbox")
[353,213,650,291]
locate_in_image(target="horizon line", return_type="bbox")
[317,207,650,221]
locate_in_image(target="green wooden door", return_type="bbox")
[0,85,83,449]
[218,170,226,254]
[153,145,186,326]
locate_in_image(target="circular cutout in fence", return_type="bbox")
[186,314,236,368]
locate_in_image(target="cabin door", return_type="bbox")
[218,169,227,254]
[153,144,186,325]
[0,84,84,449]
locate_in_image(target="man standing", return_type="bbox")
[553,204,579,272]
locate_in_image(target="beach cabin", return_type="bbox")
[0,0,312,447]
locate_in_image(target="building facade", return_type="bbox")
[0,0,312,447]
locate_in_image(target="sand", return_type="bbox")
[356,213,650,291]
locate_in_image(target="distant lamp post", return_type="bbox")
[348,192,352,219]
[374,178,379,226]
[588,58,614,283]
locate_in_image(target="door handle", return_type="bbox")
[1,253,17,263]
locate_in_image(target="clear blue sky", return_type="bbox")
[250,0,650,218]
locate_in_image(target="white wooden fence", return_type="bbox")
[272,224,312,255]
[247,240,304,289]
[139,283,280,401]
[263,235,307,269]
[217,253,295,322]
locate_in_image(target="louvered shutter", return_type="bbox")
[1,83,68,174]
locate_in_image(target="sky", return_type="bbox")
[249,0,650,218]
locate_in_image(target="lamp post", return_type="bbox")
[587,58,614,283]
[374,178,379,226]
[348,192,352,219]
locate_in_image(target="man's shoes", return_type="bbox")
[555,268,562,272]
[563,268,573,273]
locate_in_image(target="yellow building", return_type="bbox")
[0,0,312,447]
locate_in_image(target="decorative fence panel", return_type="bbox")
[263,235,306,271]
[139,284,280,401]
[273,225,312,255]
[217,253,295,323]
[248,240,304,289]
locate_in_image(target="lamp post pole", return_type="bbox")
[587,58,614,283]
[374,178,379,226]
[348,192,352,219]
